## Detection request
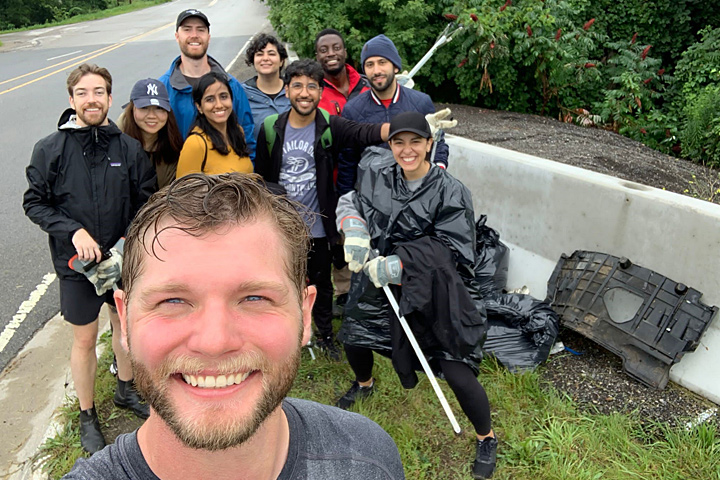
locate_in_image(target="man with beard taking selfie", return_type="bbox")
[160,9,256,159]
[62,173,405,480]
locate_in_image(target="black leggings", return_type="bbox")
[343,344,492,435]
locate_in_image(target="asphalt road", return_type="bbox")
[0,0,271,373]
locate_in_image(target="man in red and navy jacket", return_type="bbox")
[315,29,369,117]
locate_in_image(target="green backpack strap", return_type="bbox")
[264,110,332,154]
[264,114,279,156]
[318,108,332,150]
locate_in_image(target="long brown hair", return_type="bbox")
[121,102,183,165]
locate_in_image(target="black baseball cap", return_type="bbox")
[176,9,210,30]
[388,111,431,139]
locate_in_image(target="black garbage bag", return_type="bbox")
[482,292,559,371]
[338,271,392,353]
[474,215,509,297]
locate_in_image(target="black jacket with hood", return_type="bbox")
[255,108,383,244]
[23,109,156,280]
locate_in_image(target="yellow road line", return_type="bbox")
[0,45,118,87]
[0,22,173,96]
[0,43,126,96]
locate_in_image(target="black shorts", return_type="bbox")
[59,278,117,326]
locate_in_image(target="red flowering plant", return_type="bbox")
[443,0,605,116]
[510,2,605,118]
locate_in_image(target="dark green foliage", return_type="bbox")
[0,0,122,30]
[594,39,675,151]
[679,84,720,167]
[264,0,720,164]
[674,27,720,98]
[584,0,695,64]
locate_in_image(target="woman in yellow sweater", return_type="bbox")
[176,72,253,177]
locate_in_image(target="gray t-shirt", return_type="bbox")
[62,398,405,479]
[280,123,326,238]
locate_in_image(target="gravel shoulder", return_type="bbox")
[440,103,719,199]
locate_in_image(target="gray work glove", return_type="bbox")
[363,255,403,288]
[95,247,123,295]
[425,108,457,137]
[82,263,104,296]
[340,216,371,273]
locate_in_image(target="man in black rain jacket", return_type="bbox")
[23,64,156,453]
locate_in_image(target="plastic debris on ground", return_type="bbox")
[547,250,718,389]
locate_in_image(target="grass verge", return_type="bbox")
[36,328,719,479]
[0,1,171,35]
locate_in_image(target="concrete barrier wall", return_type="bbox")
[446,135,720,404]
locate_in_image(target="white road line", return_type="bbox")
[226,39,251,71]
[0,273,57,353]
[46,50,82,61]
[209,0,218,6]
[225,22,270,71]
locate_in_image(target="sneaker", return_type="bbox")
[114,380,150,419]
[336,380,374,410]
[316,336,342,361]
[79,407,106,454]
[109,355,118,376]
[472,436,498,479]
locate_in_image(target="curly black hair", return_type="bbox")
[283,59,324,85]
[244,33,288,69]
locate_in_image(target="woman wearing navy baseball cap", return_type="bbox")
[119,78,182,189]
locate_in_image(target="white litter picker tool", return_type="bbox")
[396,21,464,90]
[370,250,462,434]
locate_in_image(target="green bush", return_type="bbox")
[679,84,720,167]
[675,27,720,100]
[584,0,696,64]
[263,0,719,165]
[0,0,118,30]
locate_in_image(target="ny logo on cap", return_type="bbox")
[147,83,158,96]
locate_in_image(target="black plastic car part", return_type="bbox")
[547,250,718,389]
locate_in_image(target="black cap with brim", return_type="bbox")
[176,9,210,30]
[388,111,432,139]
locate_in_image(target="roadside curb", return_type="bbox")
[0,312,110,480]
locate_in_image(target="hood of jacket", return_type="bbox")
[167,55,230,91]
[57,108,123,155]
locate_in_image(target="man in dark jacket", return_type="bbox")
[342,34,450,169]
[23,63,156,454]
[255,59,389,360]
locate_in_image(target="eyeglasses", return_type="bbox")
[289,82,320,93]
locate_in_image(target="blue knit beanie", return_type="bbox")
[361,34,402,71]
